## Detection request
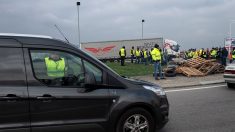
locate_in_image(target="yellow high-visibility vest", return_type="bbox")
[45,57,65,77]
[135,50,141,57]
[144,51,148,58]
[232,50,235,59]
[151,48,161,61]
[193,51,198,58]
[120,48,125,57]
[211,50,217,57]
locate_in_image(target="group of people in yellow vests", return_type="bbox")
[119,44,165,80]
[185,47,229,66]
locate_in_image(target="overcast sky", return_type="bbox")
[0,0,235,49]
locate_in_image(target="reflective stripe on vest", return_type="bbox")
[45,57,65,77]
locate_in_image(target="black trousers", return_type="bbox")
[120,56,125,66]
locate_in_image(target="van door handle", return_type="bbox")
[36,94,55,101]
[0,94,21,102]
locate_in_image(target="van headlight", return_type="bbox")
[143,85,166,96]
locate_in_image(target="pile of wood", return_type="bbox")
[176,57,224,77]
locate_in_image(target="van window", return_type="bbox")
[30,50,85,87]
[0,48,26,86]
[84,60,103,83]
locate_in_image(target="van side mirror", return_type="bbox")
[85,72,96,85]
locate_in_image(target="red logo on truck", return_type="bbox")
[85,45,116,55]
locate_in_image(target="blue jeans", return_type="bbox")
[154,61,163,79]
[144,58,148,65]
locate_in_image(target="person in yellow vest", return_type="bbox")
[202,49,207,59]
[151,44,165,80]
[190,50,194,59]
[232,48,235,62]
[193,50,199,58]
[143,49,148,65]
[210,48,217,59]
[119,46,126,66]
[45,53,66,78]
[135,47,141,64]
[130,46,135,63]
[199,48,203,57]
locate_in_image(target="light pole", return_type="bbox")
[77,2,81,49]
[142,19,145,39]
[229,20,235,40]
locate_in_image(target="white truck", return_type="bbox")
[81,38,164,61]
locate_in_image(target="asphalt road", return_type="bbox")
[159,84,235,132]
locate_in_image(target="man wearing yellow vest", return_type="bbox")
[135,47,141,64]
[119,46,126,66]
[130,46,135,63]
[143,49,148,65]
[210,48,217,59]
[151,44,164,80]
[45,53,66,78]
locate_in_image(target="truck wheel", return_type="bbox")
[116,108,155,132]
[227,82,234,88]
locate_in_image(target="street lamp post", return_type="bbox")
[229,20,235,40]
[142,19,145,39]
[77,2,81,49]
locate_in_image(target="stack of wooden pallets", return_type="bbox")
[176,57,224,77]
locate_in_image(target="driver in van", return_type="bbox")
[44,53,66,78]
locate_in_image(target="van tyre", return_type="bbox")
[227,82,234,88]
[116,108,155,132]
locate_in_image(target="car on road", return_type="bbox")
[0,33,169,132]
[224,63,235,88]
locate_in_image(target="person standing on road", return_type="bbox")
[119,46,126,66]
[151,44,164,80]
[130,46,135,63]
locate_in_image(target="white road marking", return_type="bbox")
[165,84,226,93]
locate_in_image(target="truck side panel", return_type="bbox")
[81,38,163,60]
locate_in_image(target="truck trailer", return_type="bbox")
[81,38,164,61]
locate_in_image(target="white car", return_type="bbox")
[224,63,235,88]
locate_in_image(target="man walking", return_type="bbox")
[119,46,126,66]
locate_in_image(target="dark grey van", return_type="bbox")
[0,33,169,132]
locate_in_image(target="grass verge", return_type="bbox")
[104,62,154,77]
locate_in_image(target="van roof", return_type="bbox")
[0,33,53,39]
[0,33,77,49]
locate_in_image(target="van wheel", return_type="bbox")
[116,108,154,132]
[227,82,234,88]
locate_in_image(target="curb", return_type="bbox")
[162,80,225,89]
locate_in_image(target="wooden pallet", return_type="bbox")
[183,57,208,68]
[198,62,225,75]
[178,67,205,77]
